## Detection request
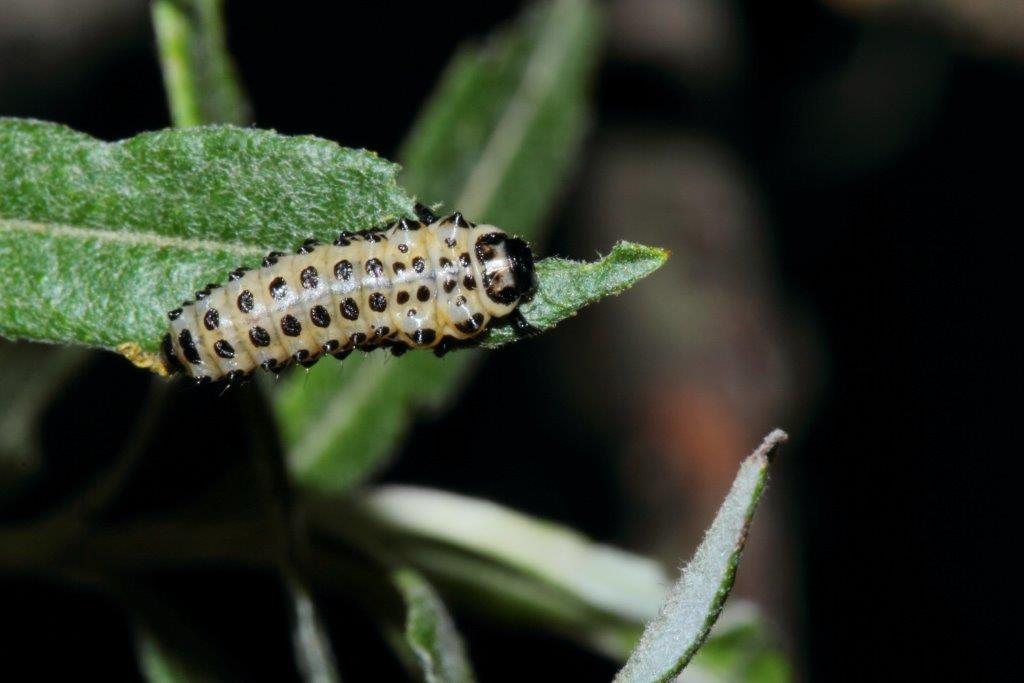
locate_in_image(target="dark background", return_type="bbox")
[1,0,1012,680]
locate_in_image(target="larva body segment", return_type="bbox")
[162,210,536,383]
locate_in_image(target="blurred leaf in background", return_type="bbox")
[275,0,604,495]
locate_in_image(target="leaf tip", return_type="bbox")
[755,428,788,464]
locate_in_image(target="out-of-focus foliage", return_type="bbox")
[275,0,606,495]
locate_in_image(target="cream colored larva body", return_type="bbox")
[162,209,536,383]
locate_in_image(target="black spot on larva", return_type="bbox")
[412,257,425,273]
[447,212,468,228]
[398,243,409,253]
[293,349,310,362]
[298,238,319,254]
[300,266,319,289]
[439,257,454,272]
[476,233,504,262]
[203,308,220,330]
[226,370,246,384]
[445,236,457,248]
[455,313,485,334]
[397,291,409,304]
[365,232,384,243]
[206,283,221,291]
[390,343,409,357]
[417,286,431,302]
[412,329,437,345]
[407,309,417,317]
[341,298,359,320]
[443,279,456,293]
[393,262,406,275]
[281,314,302,337]
[249,326,271,347]
[350,332,367,346]
[195,375,212,385]
[334,259,353,281]
[228,268,248,281]
[369,292,387,312]
[396,218,420,231]
[373,326,390,338]
[195,289,209,300]
[333,234,351,247]
[488,286,518,306]
[454,295,467,306]
[459,252,471,268]
[260,359,279,373]
[179,329,202,364]
[333,349,352,361]
[269,277,288,299]
[263,251,284,267]
[161,333,185,375]
[310,305,331,327]
[463,275,477,290]
[168,308,182,321]
[322,340,340,353]
[365,258,384,277]
[237,290,254,312]
[214,339,235,359]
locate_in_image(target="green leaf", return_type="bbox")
[481,242,669,347]
[687,602,793,683]
[0,119,413,359]
[278,0,605,494]
[393,567,476,683]
[151,0,251,127]
[614,430,787,683]
[313,484,666,658]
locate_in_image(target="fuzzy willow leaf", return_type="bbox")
[393,567,476,683]
[313,484,667,658]
[277,0,605,494]
[152,0,250,127]
[0,119,413,358]
[614,431,787,683]
[481,242,669,347]
[686,602,793,683]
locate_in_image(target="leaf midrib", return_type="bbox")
[0,216,268,257]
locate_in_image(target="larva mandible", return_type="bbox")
[161,204,537,384]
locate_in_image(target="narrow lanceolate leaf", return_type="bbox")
[615,430,788,683]
[480,242,669,348]
[313,485,667,658]
[0,118,413,359]
[393,567,476,683]
[278,0,606,494]
[152,0,251,127]
[686,602,793,683]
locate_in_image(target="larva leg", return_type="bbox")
[509,309,539,337]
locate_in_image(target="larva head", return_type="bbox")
[471,226,537,316]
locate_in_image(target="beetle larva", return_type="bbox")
[161,205,536,383]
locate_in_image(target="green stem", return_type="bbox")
[151,0,250,127]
